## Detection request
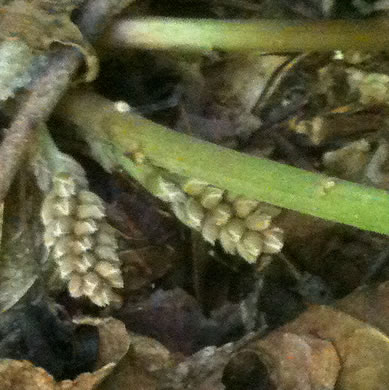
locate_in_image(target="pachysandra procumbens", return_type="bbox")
[41,172,123,306]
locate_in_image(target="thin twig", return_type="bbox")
[0,0,132,202]
[77,0,134,43]
[0,49,79,202]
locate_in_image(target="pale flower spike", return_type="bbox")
[41,172,123,306]
[153,175,284,263]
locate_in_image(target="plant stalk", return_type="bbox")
[103,17,389,52]
[58,90,389,235]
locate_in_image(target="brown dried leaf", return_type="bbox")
[0,0,98,81]
[98,333,172,390]
[72,317,130,368]
[158,335,253,390]
[57,364,115,390]
[336,327,389,390]
[98,357,158,390]
[0,360,55,390]
[126,332,173,373]
[248,304,389,390]
[174,282,389,390]
[0,359,114,390]
[0,318,128,390]
[336,281,389,336]
[253,332,340,390]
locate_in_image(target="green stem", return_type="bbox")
[103,17,389,52]
[58,90,389,235]
[37,123,63,174]
[35,124,89,192]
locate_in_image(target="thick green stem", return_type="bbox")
[103,17,389,52]
[58,90,389,235]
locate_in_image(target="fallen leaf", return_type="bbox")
[336,327,389,390]
[155,282,389,389]
[72,317,130,368]
[57,364,115,390]
[248,304,389,389]
[0,317,129,390]
[252,331,340,390]
[0,359,114,390]
[336,281,389,335]
[0,0,98,82]
[98,333,172,390]
[0,359,55,390]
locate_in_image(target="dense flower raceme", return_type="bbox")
[41,172,123,306]
[154,176,284,263]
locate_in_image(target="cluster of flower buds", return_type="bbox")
[41,172,123,306]
[154,176,284,263]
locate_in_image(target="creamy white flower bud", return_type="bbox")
[53,236,73,259]
[224,218,246,243]
[41,193,57,226]
[95,261,123,288]
[71,236,94,254]
[200,187,224,209]
[68,273,83,298]
[58,253,96,277]
[48,217,73,237]
[201,216,220,245]
[185,198,205,230]
[74,219,99,236]
[95,228,118,249]
[262,227,284,254]
[219,226,237,255]
[245,210,272,231]
[56,255,78,279]
[77,204,105,220]
[233,197,259,218]
[155,176,186,203]
[82,272,100,296]
[90,286,112,307]
[171,201,188,225]
[181,178,209,196]
[53,173,77,197]
[54,196,77,218]
[78,190,105,206]
[42,195,76,225]
[94,245,120,262]
[210,202,233,226]
[237,231,263,263]
[43,228,57,249]
[75,253,96,273]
